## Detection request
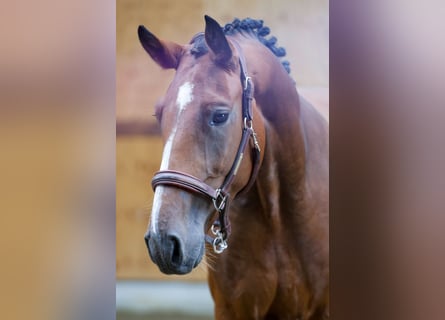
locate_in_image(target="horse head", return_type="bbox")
[138,15,265,274]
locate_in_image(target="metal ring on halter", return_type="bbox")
[211,223,220,236]
[212,232,228,254]
[244,117,253,130]
[212,188,227,212]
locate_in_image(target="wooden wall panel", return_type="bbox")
[116,136,208,280]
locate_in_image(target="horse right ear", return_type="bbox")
[138,25,183,69]
[204,15,233,66]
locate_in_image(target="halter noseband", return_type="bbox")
[151,44,261,254]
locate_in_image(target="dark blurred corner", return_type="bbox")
[331,1,445,319]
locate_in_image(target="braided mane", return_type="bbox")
[190,18,291,74]
[223,18,290,73]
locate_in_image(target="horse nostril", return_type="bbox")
[167,234,183,265]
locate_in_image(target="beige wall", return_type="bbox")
[116,0,328,280]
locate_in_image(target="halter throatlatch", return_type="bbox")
[151,43,261,254]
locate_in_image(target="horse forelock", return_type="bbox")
[188,18,291,74]
[189,32,208,58]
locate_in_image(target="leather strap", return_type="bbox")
[219,126,253,194]
[152,170,219,200]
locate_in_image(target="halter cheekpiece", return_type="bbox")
[151,42,261,254]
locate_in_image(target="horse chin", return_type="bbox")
[148,237,205,275]
[158,263,193,275]
[159,251,204,275]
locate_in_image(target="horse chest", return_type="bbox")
[209,215,313,319]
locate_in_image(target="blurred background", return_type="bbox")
[116,0,328,319]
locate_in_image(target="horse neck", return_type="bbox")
[244,39,304,170]
[233,36,302,136]
[234,36,307,211]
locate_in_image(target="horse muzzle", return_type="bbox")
[144,230,204,275]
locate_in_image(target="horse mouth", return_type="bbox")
[159,261,198,275]
[154,250,204,275]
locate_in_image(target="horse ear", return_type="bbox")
[138,25,183,69]
[204,15,232,66]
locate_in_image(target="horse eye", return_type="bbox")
[210,110,230,126]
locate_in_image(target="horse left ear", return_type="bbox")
[138,25,183,69]
[204,15,232,66]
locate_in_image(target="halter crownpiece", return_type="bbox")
[151,41,261,254]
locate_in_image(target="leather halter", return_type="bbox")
[151,43,261,253]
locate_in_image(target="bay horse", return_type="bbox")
[139,15,329,319]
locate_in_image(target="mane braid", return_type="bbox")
[189,18,291,74]
[223,18,291,74]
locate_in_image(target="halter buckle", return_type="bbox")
[244,117,253,130]
[212,189,227,212]
[244,76,251,91]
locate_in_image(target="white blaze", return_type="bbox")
[151,82,194,234]
[177,81,194,113]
